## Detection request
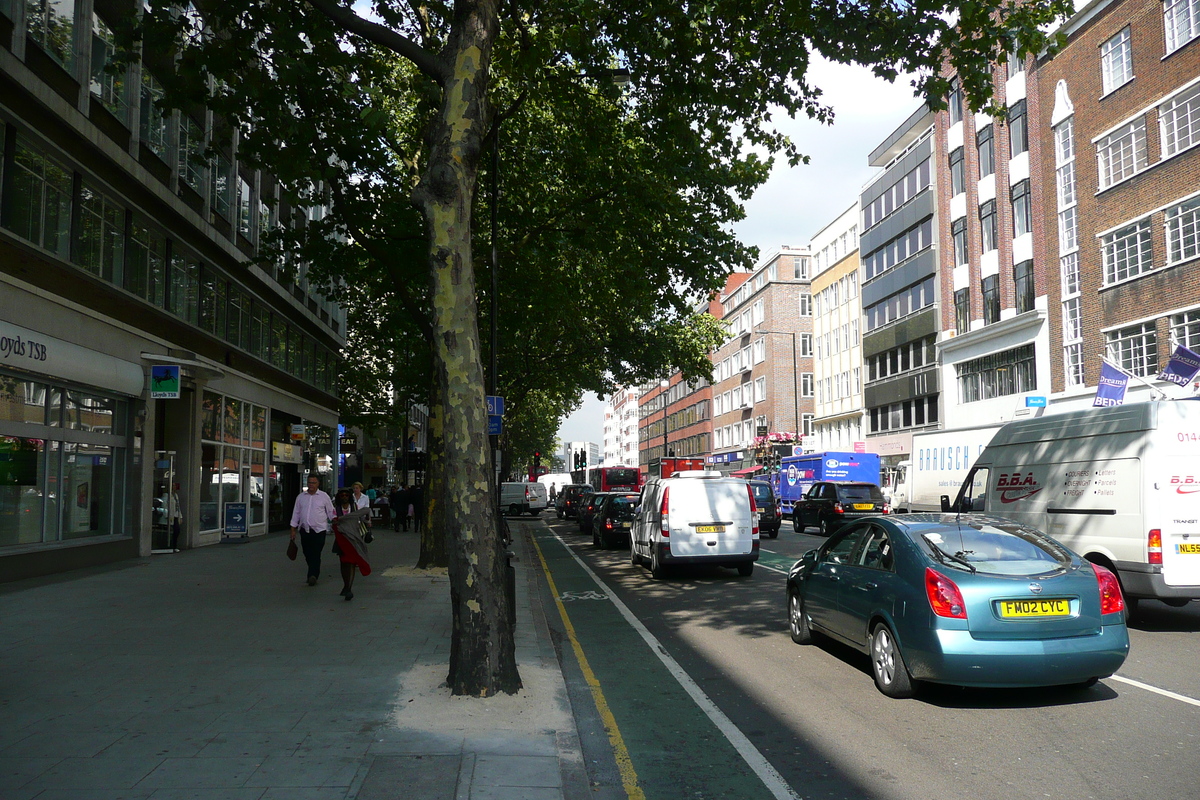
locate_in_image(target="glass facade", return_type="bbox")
[200,392,268,531]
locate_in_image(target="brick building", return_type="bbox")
[1035,0,1200,408]
[707,247,813,475]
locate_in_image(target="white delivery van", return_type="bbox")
[943,400,1200,612]
[500,482,548,516]
[888,423,1003,512]
[630,470,759,578]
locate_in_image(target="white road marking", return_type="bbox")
[553,533,801,800]
[1109,675,1200,708]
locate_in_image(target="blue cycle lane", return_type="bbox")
[528,525,797,800]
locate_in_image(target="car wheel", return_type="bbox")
[508,504,520,517]
[768,527,779,540]
[1073,677,1100,689]
[593,530,601,548]
[819,518,830,537]
[736,562,753,577]
[650,546,667,579]
[793,514,803,534]
[788,589,812,644]
[871,623,916,699]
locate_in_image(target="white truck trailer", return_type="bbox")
[885,423,1003,512]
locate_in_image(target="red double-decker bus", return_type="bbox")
[586,466,644,493]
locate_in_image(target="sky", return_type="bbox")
[556,58,924,448]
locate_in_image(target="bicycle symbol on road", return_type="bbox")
[559,591,608,602]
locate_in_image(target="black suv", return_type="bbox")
[793,481,888,535]
[557,484,592,520]
[592,493,640,549]
[749,480,781,539]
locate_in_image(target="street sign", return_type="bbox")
[150,365,180,399]
[340,433,358,453]
[486,395,505,416]
[224,503,247,535]
[488,415,503,435]
[1025,396,1048,407]
[290,423,306,441]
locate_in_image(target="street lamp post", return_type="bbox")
[659,378,671,474]
[759,331,799,439]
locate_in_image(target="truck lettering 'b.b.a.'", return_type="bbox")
[777,452,881,516]
[945,401,1200,609]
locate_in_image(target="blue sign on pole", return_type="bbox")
[488,415,503,436]
[1025,396,1047,407]
[224,503,248,535]
[486,395,505,416]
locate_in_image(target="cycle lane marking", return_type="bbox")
[538,529,801,800]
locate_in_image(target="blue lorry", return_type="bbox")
[776,451,882,517]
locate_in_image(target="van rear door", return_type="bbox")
[667,479,752,557]
[1156,457,1200,587]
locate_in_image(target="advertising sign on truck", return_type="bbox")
[887,423,1003,512]
[777,452,881,516]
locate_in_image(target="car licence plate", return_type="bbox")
[852,504,874,511]
[622,522,631,529]
[999,598,1071,618]
[695,525,725,533]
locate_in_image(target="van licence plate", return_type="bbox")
[999,598,1070,618]
[1178,543,1200,554]
[695,525,725,534]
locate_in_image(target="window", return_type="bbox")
[178,115,206,190]
[1102,219,1153,283]
[27,0,75,69]
[140,71,170,158]
[977,125,995,178]
[864,277,935,332]
[799,333,812,356]
[1101,28,1133,94]
[1007,50,1026,78]
[955,289,970,335]
[170,250,201,325]
[1096,119,1147,188]
[801,373,814,397]
[862,217,934,280]
[799,293,812,316]
[752,338,765,364]
[90,14,128,119]
[1161,84,1200,158]
[1166,195,1200,265]
[982,276,1000,325]
[1107,323,1158,377]
[7,137,73,259]
[979,200,997,254]
[1172,309,1200,349]
[211,152,232,219]
[957,344,1036,403]
[802,414,815,437]
[76,185,127,282]
[1014,261,1034,314]
[949,148,965,196]
[127,218,167,307]
[1008,100,1028,158]
[1063,298,1082,342]
[948,78,963,125]
[951,218,967,266]
[1165,0,1200,54]
[238,177,253,240]
[752,299,765,325]
[754,377,766,403]
[1055,118,1078,253]
[1065,344,1085,388]
[1011,180,1031,237]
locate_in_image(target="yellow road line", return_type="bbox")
[530,534,645,800]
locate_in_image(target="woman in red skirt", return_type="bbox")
[332,488,372,601]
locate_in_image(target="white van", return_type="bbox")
[944,400,1200,612]
[500,482,548,516]
[630,470,759,577]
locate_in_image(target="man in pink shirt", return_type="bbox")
[290,475,335,586]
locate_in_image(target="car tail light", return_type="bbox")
[604,519,615,531]
[1092,562,1125,615]
[833,503,845,514]
[1148,529,1163,565]
[660,488,670,537]
[526,488,534,501]
[925,568,967,619]
[747,484,759,538]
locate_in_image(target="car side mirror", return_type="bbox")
[940,494,951,512]
[961,496,974,513]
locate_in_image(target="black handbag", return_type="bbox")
[286,539,298,560]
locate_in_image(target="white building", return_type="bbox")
[809,205,867,452]
[602,386,640,467]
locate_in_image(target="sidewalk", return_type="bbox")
[0,520,590,800]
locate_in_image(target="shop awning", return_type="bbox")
[729,467,762,477]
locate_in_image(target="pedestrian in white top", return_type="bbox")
[290,475,335,586]
[352,481,373,530]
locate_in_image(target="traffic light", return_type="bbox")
[533,450,541,471]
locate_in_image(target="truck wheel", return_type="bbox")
[508,504,520,516]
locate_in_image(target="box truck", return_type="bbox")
[777,452,881,517]
[885,423,1003,512]
[942,401,1200,613]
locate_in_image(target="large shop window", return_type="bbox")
[200,392,268,531]
[0,372,129,549]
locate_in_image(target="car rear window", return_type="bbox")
[838,485,884,503]
[920,522,1072,576]
[608,497,637,519]
[750,484,773,502]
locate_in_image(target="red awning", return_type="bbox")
[729,467,762,477]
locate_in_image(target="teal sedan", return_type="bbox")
[786,514,1130,698]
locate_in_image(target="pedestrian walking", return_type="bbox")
[331,488,372,601]
[169,482,184,551]
[351,482,371,511]
[289,475,335,586]
[390,485,405,531]
[548,483,557,502]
